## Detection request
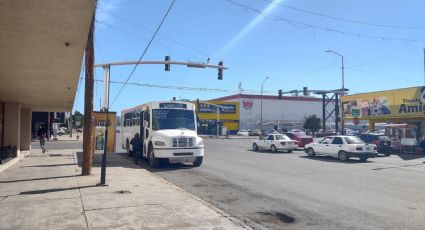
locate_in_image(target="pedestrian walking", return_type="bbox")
[37,126,48,153]
[130,133,143,164]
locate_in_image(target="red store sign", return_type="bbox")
[243,101,253,109]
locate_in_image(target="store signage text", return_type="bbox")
[243,101,253,109]
[399,98,425,114]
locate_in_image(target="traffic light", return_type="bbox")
[218,61,223,80]
[303,87,308,96]
[278,89,282,99]
[165,56,170,71]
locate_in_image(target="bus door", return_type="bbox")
[143,109,150,156]
[139,111,144,155]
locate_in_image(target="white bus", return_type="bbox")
[121,101,204,168]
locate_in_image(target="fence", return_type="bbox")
[0,145,17,164]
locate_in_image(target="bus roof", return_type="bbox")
[121,101,195,114]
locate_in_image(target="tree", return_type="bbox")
[303,115,321,137]
[73,111,84,127]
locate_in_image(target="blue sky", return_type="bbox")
[73,0,425,113]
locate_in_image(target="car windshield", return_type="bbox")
[152,109,195,130]
[275,134,291,140]
[345,136,365,144]
[377,135,391,141]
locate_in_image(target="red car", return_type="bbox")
[285,132,313,148]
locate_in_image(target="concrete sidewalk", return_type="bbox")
[0,148,247,229]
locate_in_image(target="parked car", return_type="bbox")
[358,134,392,156]
[56,129,66,136]
[285,132,313,148]
[247,129,253,136]
[237,129,249,136]
[252,133,296,153]
[304,135,377,161]
[252,129,262,136]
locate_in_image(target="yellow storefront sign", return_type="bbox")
[342,86,425,119]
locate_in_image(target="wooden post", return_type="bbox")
[82,16,95,176]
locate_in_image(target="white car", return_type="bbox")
[252,134,296,153]
[304,135,377,161]
[237,129,249,136]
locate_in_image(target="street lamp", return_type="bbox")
[326,50,345,132]
[260,76,270,133]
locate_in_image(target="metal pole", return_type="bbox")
[322,94,326,132]
[216,107,219,137]
[341,55,345,133]
[102,66,110,110]
[260,76,269,133]
[100,64,111,186]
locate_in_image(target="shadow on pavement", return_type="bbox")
[393,153,425,161]
[246,149,294,155]
[115,152,197,173]
[0,175,78,183]
[298,155,372,164]
[21,163,76,168]
[19,185,97,195]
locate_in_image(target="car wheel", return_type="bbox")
[271,145,277,152]
[307,148,315,157]
[338,151,349,161]
[148,146,159,168]
[359,156,368,162]
[287,150,293,153]
[252,143,258,151]
[193,157,203,167]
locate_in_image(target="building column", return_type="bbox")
[4,102,21,155]
[20,108,31,151]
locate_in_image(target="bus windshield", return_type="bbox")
[152,109,195,131]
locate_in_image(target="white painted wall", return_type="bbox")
[225,97,322,130]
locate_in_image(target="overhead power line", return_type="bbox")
[259,0,425,29]
[346,67,423,83]
[224,0,425,42]
[85,78,270,94]
[110,0,176,107]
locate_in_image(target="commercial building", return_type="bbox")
[197,101,239,135]
[342,86,425,151]
[0,1,95,164]
[210,94,323,131]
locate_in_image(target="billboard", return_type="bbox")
[342,86,425,119]
[198,103,237,114]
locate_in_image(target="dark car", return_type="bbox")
[358,134,392,156]
[316,130,338,137]
[285,132,313,148]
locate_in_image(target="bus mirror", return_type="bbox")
[143,120,149,127]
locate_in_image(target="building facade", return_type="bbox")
[211,94,323,131]
[197,101,239,135]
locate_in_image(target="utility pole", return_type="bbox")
[82,15,95,176]
[260,76,270,133]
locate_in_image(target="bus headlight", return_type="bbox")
[154,141,166,146]
[198,140,204,147]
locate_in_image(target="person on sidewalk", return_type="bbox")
[37,126,48,153]
[130,133,142,164]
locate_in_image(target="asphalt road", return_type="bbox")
[146,138,425,230]
[34,137,425,230]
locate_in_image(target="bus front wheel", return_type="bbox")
[148,145,159,168]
